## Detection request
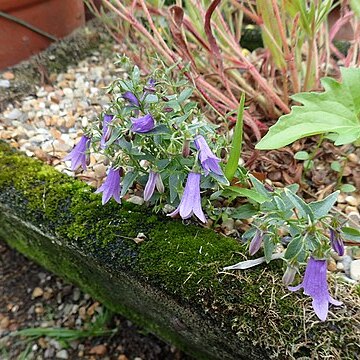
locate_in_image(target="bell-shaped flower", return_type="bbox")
[143,171,164,201]
[329,229,345,256]
[122,91,139,107]
[249,229,263,256]
[100,114,114,149]
[64,135,90,171]
[168,172,206,223]
[131,113,155,133]
[95,167,121,205]
[194,135,223,176]
[282,264,297,286]
[289,257,342,321]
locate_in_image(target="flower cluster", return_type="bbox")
[64,60,227,224]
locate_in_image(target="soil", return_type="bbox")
[0,240,192,360]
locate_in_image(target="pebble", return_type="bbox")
[2,71,15,80]
[350,259,360,281]
[127,196,144,206]
[5,109,23,120]
[32,287,44,298]
[345,195,359,207]
[56,349,69,359]
[89,344,107,355]
[0,79,10,88]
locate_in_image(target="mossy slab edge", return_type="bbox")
[0,141,359,359]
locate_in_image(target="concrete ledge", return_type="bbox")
[0,141,359,359]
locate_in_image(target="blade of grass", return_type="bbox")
[224,93,245,181]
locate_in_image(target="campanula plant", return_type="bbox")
[65,57,229,223]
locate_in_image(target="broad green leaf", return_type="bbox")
[350,0,360,17]
[225,93,245,181]
[256,67,360,150]
[308,190,339,219]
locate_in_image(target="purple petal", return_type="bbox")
[144,171,158,201]
[123,91,139,106]
[194,135,223,176]
[288,284,303,292]
[312,299,328,322]
[131,114,155,133]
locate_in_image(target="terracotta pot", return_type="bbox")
[0,0,85,70]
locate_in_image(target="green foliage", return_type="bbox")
[256,67,360,149]
[224,93,245,181]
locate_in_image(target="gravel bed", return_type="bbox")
[0,240,189,360]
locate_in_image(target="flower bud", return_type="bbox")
[330,229,344,256]
[182,139,190,158]
[249,230,263,256]
[282,265,297,286]
[155,173,165,193]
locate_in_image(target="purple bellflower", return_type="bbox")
[194,135,223,176]
[143,171,164,201]
[64,135,90,171]
[289,257,342,321]
[131,113,155,133]
[122,91,140,107]
[100,114,114,149]
[168,172,206,223]
[95,167,121,205]
[249,229,263,256]
[329,229,345,256]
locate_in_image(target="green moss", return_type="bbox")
[0,141,359,359]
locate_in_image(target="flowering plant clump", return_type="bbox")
[64,57,229,223]
[65,58,360,322]
[224,175,360,321]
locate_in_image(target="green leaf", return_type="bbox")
[177,88,193,103]
[249,174,271,199]
[308,190,339,219]
[263,236,275,263]
[121,171,138,197]
[223,186,268,203]
[350,0,360,17]
[284,188,314,220]
[341,227,360,242]
[294,151,309,160]
[331,161,342,172]
[145,125,171,135]
[256,67,360,150]
[224,93,245,181]
[340,184,356,193]
[231,203,258,219]
[284,235,304,260]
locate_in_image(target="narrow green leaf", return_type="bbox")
[249,174,271,199]
[263,236,275,263]
[341,227,360,242]
[121,171,138,197]
[284,188,314,220]
[225,93,245,181]
[223,186,268,203]
[231,203,258,219]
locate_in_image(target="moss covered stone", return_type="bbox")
[0,141,359,359]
